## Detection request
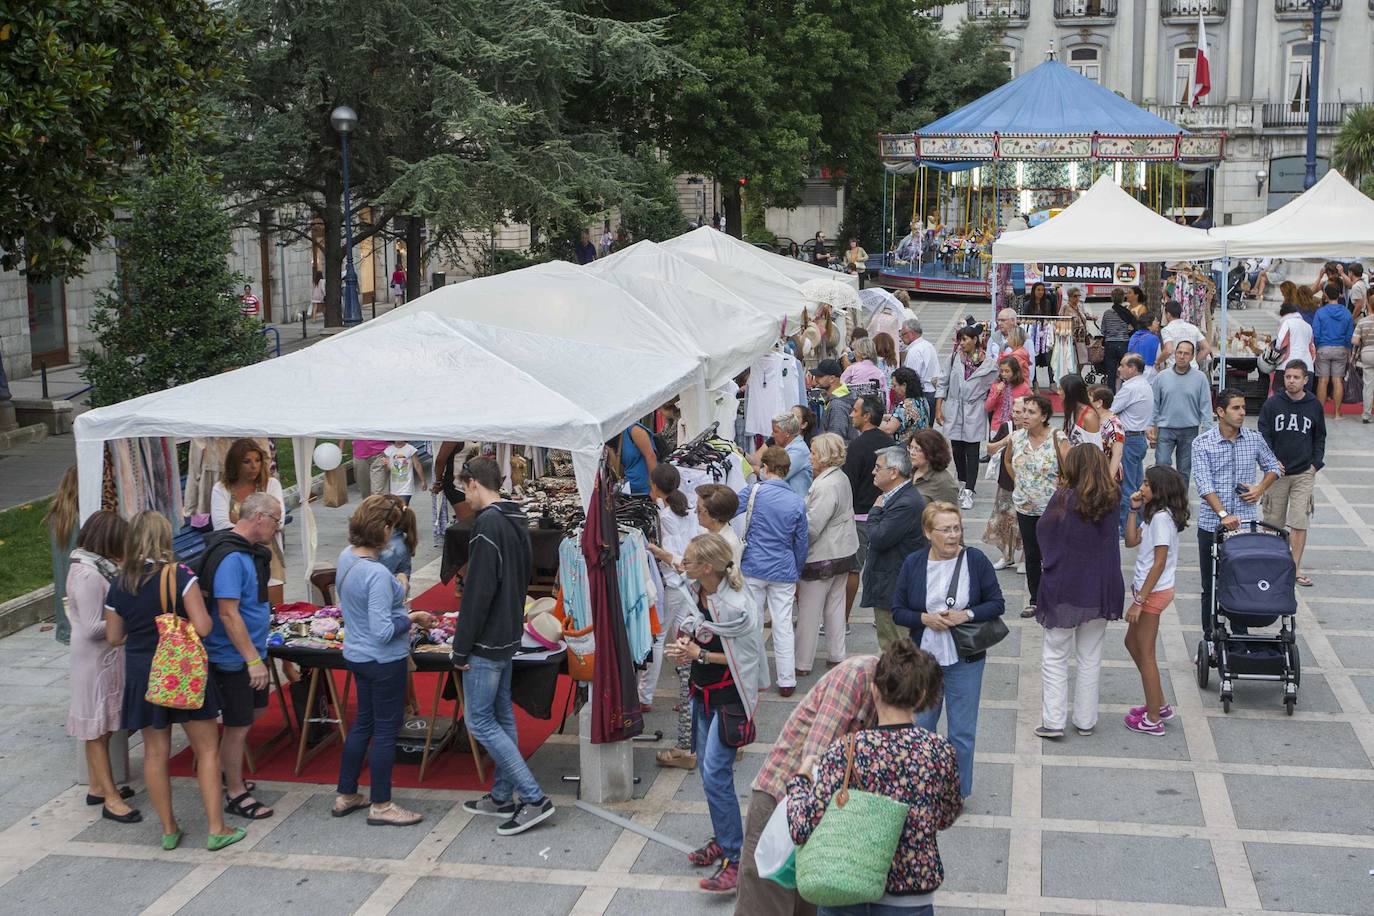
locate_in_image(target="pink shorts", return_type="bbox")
[1132,588,1175,615]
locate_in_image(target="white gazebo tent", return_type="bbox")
[660,230,813,329]
[1209,169,1374,258]
[671,225,861,291]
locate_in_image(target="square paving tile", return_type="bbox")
[1222,671,1344,714]
[1038,715,1191,761]
[1042,764,1202,826]
[604,888,735,915]
[674,753,763,805]
[979,663,1020,702]
[0,855,192,916]
[1208,718,1373,770]
[920,706,1016,757]
[1330,634,1374,669]
[986,625,1023,660]
[964,762,1013,817]
[749,701,795,744]
[439,803,616,870]
[1351,675,1374,710]
[252,792,447,859]
[1042,832,1223,906]
[178,865,383,915]
[1303,597,1374,630]
[1246,841,1374,915]
[631,812,713,876]
[1094,666,1176,708]
[936,910,1004,916]
[72,784,286,847]
[1225,774,1374,835]
[392,877,583,916]
[937,826,1009,894]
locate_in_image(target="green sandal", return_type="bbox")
[161,829,184,851]
[207,827,247,851]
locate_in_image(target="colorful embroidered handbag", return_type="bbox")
[144,564,209,710]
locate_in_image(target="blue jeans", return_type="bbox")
[692,696,743,862]
[1119,432,1148,535]
[1155,427,1198,484]
[819,904,933,916]
[463,655,545,805]
[916,656,985,797]
[337,658,408,804]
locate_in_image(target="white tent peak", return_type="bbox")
[1209,169,1374,259]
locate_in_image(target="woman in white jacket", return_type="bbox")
[794,433,860,675]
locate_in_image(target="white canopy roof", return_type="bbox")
[586,241,779,390]
[74,311,705,520]
[993,175,1226,264]
[661,229,812,327]
[1209,169,1374,259]
[684,226,862,291]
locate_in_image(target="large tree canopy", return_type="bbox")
[0,0,236,278]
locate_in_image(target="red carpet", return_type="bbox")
[170,580,573,791]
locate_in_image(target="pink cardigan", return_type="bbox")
[985,380,1032,424]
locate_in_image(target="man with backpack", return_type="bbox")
[198,491,281,821]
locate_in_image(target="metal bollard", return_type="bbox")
[40,360,48,399]
[302,310,307,340]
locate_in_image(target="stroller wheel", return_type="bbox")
[1222,694,1232,714]
[1289,643,1301,687]
[1195,641,1210,689]
[1285,696,1296,716]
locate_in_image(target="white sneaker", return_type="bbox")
[1015,561,1026,575]
[959,489,974,511]
[992,556,1014,571]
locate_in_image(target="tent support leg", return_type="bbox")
[1217,256,1229,386]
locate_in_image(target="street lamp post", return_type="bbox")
[330,105,363,325]
[1302,0,1328,190]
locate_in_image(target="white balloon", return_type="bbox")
[312,442,343,471]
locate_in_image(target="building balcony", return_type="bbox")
[1161,0,1228,22]
[967,0,1030,26]
[1275,0,1340,18]
[1262,100,1366,128]
[1150,104,1233,130]
[1055,0,1118,19]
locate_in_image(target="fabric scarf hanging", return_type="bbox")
[585,461,644,743]
[431,490,450,549]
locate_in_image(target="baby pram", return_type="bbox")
[1195,521,1300,714]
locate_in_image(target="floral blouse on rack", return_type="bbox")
[785,724,962,897]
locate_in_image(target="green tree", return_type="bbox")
[81,166,264,407]
[617,147,689,244]
[0,0,237,279]
[1333,105,1374,184]
[213,0,685,324]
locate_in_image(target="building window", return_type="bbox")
[1172,45,1197,106]
[1285,41,1314,113]
[1002,45,1017,79]
[1068,47,1101,82]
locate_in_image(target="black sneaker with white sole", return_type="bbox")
[496,797,555,836]
[463,793,517,818]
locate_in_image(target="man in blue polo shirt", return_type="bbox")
[200,491,280,821]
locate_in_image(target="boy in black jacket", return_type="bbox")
[450,458,554,835]
[1258,361,1327,587]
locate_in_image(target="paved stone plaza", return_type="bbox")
[1,301,1371,915]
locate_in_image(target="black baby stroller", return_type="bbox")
[1195,521,1300,714]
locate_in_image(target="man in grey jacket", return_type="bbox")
[1148,340,1213,481]
[863,446,929,652]
[811,359,856,442]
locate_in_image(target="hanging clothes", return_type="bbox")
[744,351,791,437]
[585,464,645,743]
[1050,320,1078,380]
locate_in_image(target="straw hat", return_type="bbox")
[524,612,564,651]
[524,596,556,621]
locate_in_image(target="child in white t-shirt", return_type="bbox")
[383,441,425,504]
[1122,465,1189,735]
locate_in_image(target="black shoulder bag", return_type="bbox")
[945,550,1009,659]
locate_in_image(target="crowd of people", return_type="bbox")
[44,265,1351,911]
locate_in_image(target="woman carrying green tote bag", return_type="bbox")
[786,642,964,914]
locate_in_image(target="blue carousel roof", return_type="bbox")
[919,60,1184,138]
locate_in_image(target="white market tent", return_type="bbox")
[992,174,1227,264]
[660,229,814,328]
[74,312,705,567]
[678,225,862,291]
[585,241,779,390]
[1208,169,1374,259]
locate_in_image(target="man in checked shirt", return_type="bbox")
[735,655,877,915]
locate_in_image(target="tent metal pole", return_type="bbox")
[881,168,889,262]
[1218,256,1229,385]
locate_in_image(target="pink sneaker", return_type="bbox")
[1124,712,1166,736]
[1128,703,1174,721]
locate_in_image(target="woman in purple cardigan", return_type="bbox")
[1033,445,1125,740]
[891,501,1006,798]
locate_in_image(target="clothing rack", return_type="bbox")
[668,422,720,462]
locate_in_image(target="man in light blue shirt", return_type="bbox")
[772,412,812,497]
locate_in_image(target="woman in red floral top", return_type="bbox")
[784,641,963,914]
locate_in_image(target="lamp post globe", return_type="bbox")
[332,105,363,325]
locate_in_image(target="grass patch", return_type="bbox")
[0,499,55,604]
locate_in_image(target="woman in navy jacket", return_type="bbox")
[892,500,1006,797]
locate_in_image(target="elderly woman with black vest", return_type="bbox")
[892,501,1006,798]
[862,446,928,653]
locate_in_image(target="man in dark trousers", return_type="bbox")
[843,395,895,623]
[451,457,555,835]
[863,446,928,651]
[1258,360,1326,588]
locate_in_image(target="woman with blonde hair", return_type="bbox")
[66,510,138,821]
[796,433,859,675]
[666,532,767,893]
[211,438,287,583]
[104,511,245,851]
[43,466,80,643]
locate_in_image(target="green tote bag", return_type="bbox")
[795,734,910,907]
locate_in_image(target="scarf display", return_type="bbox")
[105,438,183,523]
[585,461,645,743]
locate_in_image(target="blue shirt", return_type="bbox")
[735,478,809,582]
[336,549,410,664]
[378,530,412,577]
[1190,427,1283,533]
[1127,330,1160,368]
[1312,301,1354,349]
[620,425,651,495]
[205,553,271,667]
[783,436,813,498]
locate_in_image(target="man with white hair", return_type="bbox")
[987,307,1020,363]
[772,412,812,497]
[899,318,940,417]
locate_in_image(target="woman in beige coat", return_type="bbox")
[795,433,860,675]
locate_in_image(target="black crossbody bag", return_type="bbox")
[945,550,1009,659]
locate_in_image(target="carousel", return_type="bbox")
[876,55,1225,300]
